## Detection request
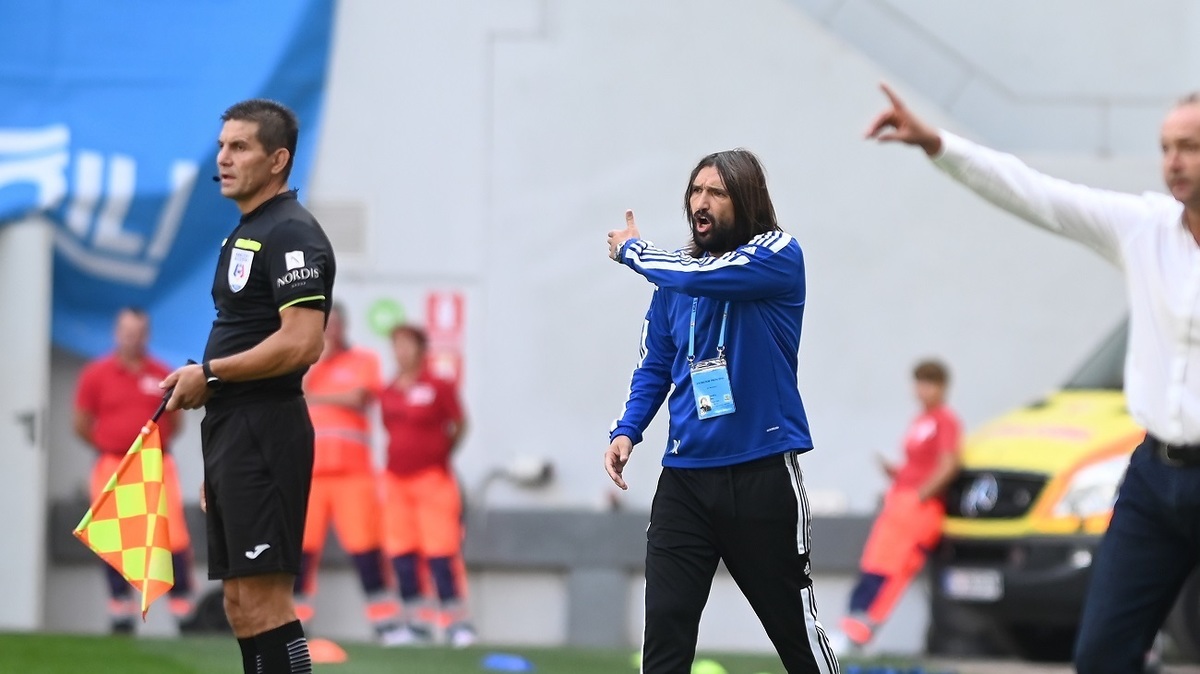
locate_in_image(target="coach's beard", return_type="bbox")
[691,209,739,255]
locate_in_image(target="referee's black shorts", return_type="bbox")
[200,396,314,580]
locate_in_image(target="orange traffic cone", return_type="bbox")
[308,638,348,664]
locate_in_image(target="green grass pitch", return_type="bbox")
[0,633,825,674]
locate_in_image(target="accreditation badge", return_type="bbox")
[228,248,254,293]
[690,357,735,420]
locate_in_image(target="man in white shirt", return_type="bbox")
[865,83,1200,674]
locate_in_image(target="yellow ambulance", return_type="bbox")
[926,319,1200,664]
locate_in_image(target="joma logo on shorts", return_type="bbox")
[275,267,320,287]
[244,543,271,559]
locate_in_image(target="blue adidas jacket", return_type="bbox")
[609,230,813,468]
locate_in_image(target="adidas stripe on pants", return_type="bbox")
[641,450,839,674]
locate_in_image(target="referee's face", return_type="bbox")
[216,119,287,208]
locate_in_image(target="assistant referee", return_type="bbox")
[163,98,335,674]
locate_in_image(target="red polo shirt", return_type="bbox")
[379,370,463,476]
[75,355,177,456]
[893,405,961,490]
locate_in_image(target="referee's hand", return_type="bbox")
[161,363,211,411]
[605,435,634,490]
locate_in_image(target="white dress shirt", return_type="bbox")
[933,131,1199,443]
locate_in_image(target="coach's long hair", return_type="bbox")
[682,149,781,257]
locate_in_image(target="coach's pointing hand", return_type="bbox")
[607,209,641,261]
[161,363,211,411]
[605,435,634,490]
[865,82,943,157]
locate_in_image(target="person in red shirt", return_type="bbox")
[293,304,403,643]
[835,359,962,651]
[73,307,196,634]
[379,324,476,647]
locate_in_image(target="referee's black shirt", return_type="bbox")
[203,190,336,403]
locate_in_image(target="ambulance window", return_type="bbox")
[1062,318,1127,391]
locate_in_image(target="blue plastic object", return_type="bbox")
[480,652,536,672]
[840,668,952,674]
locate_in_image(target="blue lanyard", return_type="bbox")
[688,298,730,364]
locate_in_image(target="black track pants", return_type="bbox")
[641,451,839,674]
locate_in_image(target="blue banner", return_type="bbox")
[0,0,336,366]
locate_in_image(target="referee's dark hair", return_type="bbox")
[117,305,148,319]
[913,359,950,386]
[683,148,781,257]
[221,98,299,181]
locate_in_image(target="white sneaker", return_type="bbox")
[447,623,478,648]
[825,629,857,658]
[379,624,431,647]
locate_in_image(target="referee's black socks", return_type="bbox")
[237,636,258,673]
[253,620,312,674]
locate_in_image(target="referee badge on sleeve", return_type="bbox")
[228,249,254,293]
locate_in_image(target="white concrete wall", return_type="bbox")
[786,0,1200,155]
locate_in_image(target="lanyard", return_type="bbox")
[688,298,730,364]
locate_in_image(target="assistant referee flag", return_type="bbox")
[73,418,174,618]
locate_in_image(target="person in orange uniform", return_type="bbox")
[835,359,962,651]
[379,324,476,647]
[74,307,196,634]
[294,303,404,644]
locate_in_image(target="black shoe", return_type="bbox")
[174,587,231,634]
[176,611,205,635]
[111,618,135,636]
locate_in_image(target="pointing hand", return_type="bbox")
[864,82,943,157]
[607,210,641,261]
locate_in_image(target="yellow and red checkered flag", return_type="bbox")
[73,417,174,619]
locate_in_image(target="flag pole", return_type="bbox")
[149,357,194,423]
[73,360,192,619]
[149,389,171,424]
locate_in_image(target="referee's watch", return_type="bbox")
[202,361,223,390]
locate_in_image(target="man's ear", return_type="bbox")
[270,147,291,177]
